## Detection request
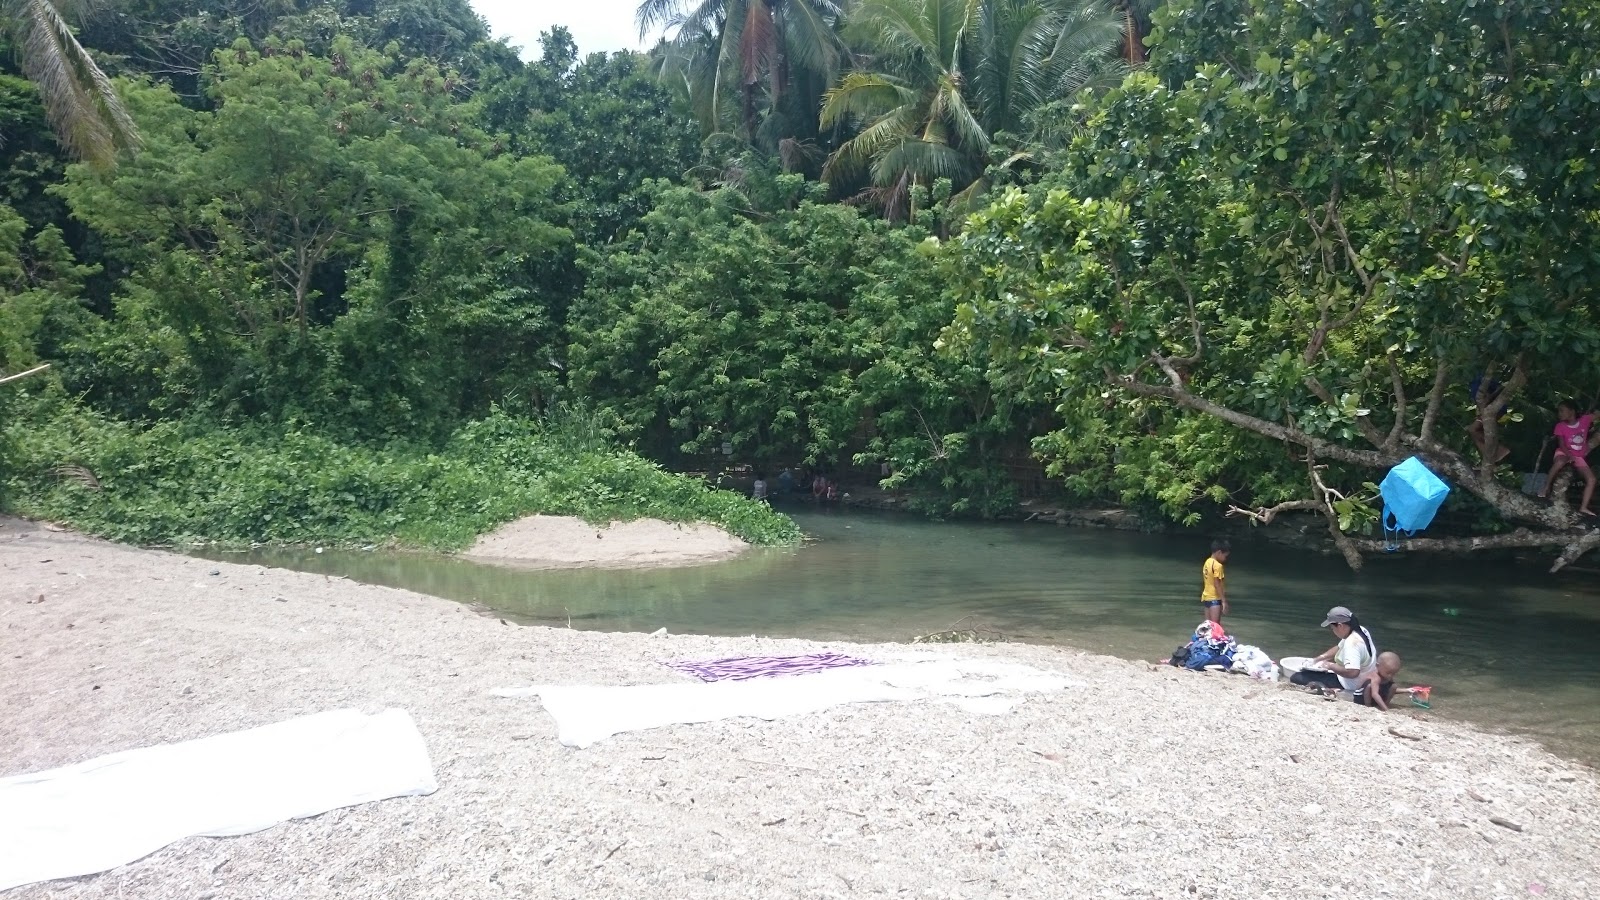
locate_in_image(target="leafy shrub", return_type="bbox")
[1,402,801,548]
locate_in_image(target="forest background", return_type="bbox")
[0,0,1595,569]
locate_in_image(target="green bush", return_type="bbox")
[1,403,801,549]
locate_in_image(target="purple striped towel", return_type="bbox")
[663,653,877,682]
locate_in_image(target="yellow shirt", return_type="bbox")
[1201,557,1225,601]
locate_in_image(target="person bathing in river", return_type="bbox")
[1539,399,1597,517]
[1354,651,1403,711]
[1199,539,1230,624]
[1289,606,1377,701]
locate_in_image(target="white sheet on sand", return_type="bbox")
[0,708,437,891]
[494,657,1077,748]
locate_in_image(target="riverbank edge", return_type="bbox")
[5,516,1600,899]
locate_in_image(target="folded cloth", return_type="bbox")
[663,652,876,682]
[495,658,1076,748]
[0,708,437,891]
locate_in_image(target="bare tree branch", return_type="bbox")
[0,363,51,385]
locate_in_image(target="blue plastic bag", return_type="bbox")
[1380,456,1450,534]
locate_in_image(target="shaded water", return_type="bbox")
[204,509,1600,766]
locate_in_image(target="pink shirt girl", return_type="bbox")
[1554,413,1594,467]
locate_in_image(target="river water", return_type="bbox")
[205,509,1600,766]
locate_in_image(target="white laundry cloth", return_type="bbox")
[494,658,1075,748]
[0,708,437,891]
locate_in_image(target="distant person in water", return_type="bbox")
[752,472,769,503]
[1540,399,1597,517]
[1466,374,1513,463]
[811,473,827,502]
[777,468,795,498]
[826,480,839,503]
[1200,539,1230,623]
[1355,651,1403,711]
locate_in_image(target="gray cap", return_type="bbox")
[1320,606,1354,627]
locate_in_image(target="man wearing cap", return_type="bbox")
[1289,606,1378,699]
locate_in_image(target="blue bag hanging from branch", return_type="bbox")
[1379,457,1450,549]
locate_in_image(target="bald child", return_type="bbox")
[1355,651,1403,710]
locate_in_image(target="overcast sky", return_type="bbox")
[471,0,661,59]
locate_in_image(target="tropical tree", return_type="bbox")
[950,0,1600,569]
[57,38,572,434]
[637,0,846,150]
[1,0,137,165]
[819,0,1123,215]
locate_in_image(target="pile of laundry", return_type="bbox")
[1166,621,1279,681]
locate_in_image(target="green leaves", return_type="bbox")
[2,404,803,548]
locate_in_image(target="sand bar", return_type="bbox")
[460,514,748,568]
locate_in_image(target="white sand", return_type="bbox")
[461,514,748,568]
[3,515,1598,899]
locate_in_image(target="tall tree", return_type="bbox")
[1,0,137,165]
[57,38,572,433]
[820,0,1123,216]
[951,0,1600,569]
[637,0,845,150]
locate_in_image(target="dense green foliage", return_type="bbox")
[56,40,572,436]
[4,403,801,546]
[949,0,1600,563]
[3,0,1598,568]
[570,175,1039,514]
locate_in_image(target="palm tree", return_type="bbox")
[820,0,1123,216]
[637,0,846,146]
[2,0,137,166]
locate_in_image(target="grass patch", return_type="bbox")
[2,405,802,549]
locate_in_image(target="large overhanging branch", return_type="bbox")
[1114,352,1583,534]
[1351,529,1600,574]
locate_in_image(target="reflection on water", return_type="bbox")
[198,508,1600,766]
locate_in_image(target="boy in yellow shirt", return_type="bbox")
[1200,539,1230,623]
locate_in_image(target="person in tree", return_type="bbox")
[1539,399,1597,517]
[1466,374,1513,463]
[1199,539,1230,623]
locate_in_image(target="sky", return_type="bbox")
[470,0,660,59]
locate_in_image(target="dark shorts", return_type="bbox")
[1289,669,1341,690]
[1201,600,1222,609]
[1355,679,1397,707]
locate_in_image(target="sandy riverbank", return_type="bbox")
[461,514,749,568]
[3,515,1598,899]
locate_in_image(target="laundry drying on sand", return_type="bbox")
[662,652,876,681]
[495,658,1076,748]
[0,708,436,892]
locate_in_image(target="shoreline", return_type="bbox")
[4,517,1599,897]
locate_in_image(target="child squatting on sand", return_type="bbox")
[1355,651,1403,711]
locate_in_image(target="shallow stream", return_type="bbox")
[202,508,1600,766]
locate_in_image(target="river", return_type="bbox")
[202,508,1600,766]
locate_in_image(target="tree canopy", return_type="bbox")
[950,0,1600,568]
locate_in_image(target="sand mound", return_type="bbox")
[460,514,748,569]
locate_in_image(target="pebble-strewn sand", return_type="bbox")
[3,516,1597,899]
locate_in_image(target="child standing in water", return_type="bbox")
[1539,400,1596,517]
[1200,539,1230,623]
